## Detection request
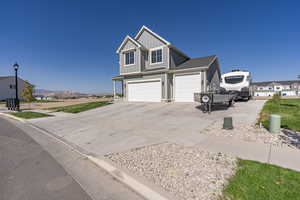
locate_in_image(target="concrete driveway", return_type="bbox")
[29,100,265,156]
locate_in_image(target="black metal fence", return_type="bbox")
[6,98,20,111]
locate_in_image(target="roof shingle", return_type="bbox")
[176,55,216,70]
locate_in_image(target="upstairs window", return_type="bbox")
[150,48,162,64]
[125,51,135,65]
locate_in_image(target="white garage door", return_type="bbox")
[175,73,201,102]
[128,80,161,102]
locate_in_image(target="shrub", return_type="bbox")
[272,92,281,102]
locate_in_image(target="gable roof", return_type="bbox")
[116,35,142,53]
[176,55,217,70]
[134,25,171,45]
[0,76,29,84]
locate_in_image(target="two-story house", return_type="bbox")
[112,26,221,102]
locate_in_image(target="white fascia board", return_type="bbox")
[134,25,171,45]
[116,35,141,54]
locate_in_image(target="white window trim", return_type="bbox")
[124,50,135,66]
[150,47,163,65]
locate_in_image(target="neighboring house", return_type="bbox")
[0,76,28,101]
[112,26,221,102]
[252,80,300,97]
[35,96,54,101]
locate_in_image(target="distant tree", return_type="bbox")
[22,81,35,109]
[272,92,281,102]
[298,75,300,79]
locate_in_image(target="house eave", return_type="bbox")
[134,25,171,45]
[116,35,141,54]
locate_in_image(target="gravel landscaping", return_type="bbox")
[200,121,300,149]
[106,143,237,200]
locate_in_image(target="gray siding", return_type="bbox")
[143,46,168,70]
[206,59,221,91]
[120,49,141,74]
[167,73,173,100]
[123,73,167,100]
[0,77,27,101]
[136,30,169,70]
[122,40,136,51]
[169,48,189,69]
[136,30,165,49]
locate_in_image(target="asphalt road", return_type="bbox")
[0,117,92,200]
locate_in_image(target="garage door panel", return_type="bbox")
[128,80,161,102]
[175,74,201,102]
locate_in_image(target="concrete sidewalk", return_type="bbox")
[196,135,300,172]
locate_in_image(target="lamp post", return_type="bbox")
[13,62,20,111]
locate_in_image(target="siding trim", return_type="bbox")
[126,78,161,84]
[116,35,141,53]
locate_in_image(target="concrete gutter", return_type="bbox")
[0,112,26,123]
[0,112,173,200]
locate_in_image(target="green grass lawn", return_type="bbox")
[259,99,300,132]
[222,159,300,200]
[48,101,111,113]
[9,111,53,119]
[0,101,5,104]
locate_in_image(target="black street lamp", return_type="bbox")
[13,62,20,111]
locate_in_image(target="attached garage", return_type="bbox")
[127,80,161,102]
[112,55,221,103]
[174,73,202,102]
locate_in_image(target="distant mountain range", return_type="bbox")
[34,89,90,98]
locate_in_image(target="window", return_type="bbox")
[150,48,162,64]
[125,51,134,65]
[9,84,15,89]
[224,75,244,84]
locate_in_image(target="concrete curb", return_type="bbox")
[0,112,26,123]
[11,119,172,200]
[87,156,170,200]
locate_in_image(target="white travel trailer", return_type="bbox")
[220,70,252,100]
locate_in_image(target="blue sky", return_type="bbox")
[0,0,299,94]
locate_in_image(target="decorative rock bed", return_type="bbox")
[200,121,300,149]
[106,143,237,200]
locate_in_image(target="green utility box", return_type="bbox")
[223,117,233,130]
[269,114,281,133]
